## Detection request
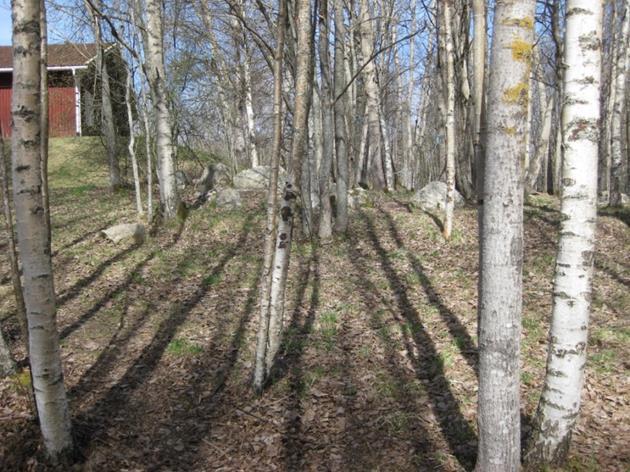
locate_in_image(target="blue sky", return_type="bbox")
[0,2,11,45]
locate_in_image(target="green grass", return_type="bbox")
[166,338,204,357]
[589,349,617,373]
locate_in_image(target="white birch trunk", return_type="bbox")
[139,85,153,221]
[475,1,534,470]
[609,1,629,206]
[263,0,312,374]
[525,1,602,466]
[11,0,73,458]
[443,0,456,240]
[125,70,144,216]
[145,0,179,219]
[359,0,386,190]
[253,0,287,390]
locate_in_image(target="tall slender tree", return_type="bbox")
[609,0,629,207]
[253,0,287,391]
[11,0,73,459]
[145,0,180,219]
[442,0,456,240]
[475,0,535,470]
[525,0,603,466]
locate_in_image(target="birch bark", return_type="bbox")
[443,0,456,240]
[145,0,179,219]
[525,0,603,466]
[609,1,629,207]
[253,0,286,391]
[11,0,73,458]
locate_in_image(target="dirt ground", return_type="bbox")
[1,138,628,471]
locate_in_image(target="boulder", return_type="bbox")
[102,223,145,244]
[215,188,242,209]
[233,166,287,190]
[413,181,464,211]
[212,163,231,188]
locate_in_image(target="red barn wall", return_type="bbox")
[0,71,76,138]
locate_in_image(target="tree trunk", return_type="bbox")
[40,0,51,251]
[525,1,603,466]
[125,69,144,216]
[233,0,260,168]
[526,75,553,194]
[334,0,349,233]
[145,0,179,219]
[472,0,486,202]
[475,1,534,470]
[318,0,335,240]
[264,0,313,374]
[0,140,17,377]
[442,0,456,240]
[87,0,122,190]
[253,0,286,391]
[359,0,386,190]
[609,1,629,206]
[11,0,73,458]
[139,85,153,221]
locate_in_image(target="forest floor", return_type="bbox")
[1,137,629,471]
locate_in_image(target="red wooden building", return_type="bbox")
[0,43,101,138]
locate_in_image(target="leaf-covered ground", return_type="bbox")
[1,138,628,471]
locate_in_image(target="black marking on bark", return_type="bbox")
[280,206,292,221]
[15,164,30,172]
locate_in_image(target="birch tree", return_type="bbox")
[86,0,122,190]
[442,0,456,240]
[609,0,629,207]
[263,0,313,376]
[334,0,349,233]
[11,0,73,458]
[475,1,535,470]
[253,0,286,391]
[126,69,144,216]
[359,0,388,190]
[0,140,17,377]
[525,0,603,466]
[145,0,180,219]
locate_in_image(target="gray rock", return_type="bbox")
[216,188,242,209]
[233,166,287,190]
[102,223,145,244]
[413,181,464,211]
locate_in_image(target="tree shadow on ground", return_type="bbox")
[58,220,191,340]
[71,215,254,459]
[341,254,446,470]
[149,256,264,469]
[380,208,478,373]
[272,249,320,470]
[56,242,141,307]
[348,210,477,469]
[52,220,115,257]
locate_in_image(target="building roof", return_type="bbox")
[0,43,100,70]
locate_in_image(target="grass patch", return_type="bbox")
[166,338,204,357]
[589,349,617,373]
